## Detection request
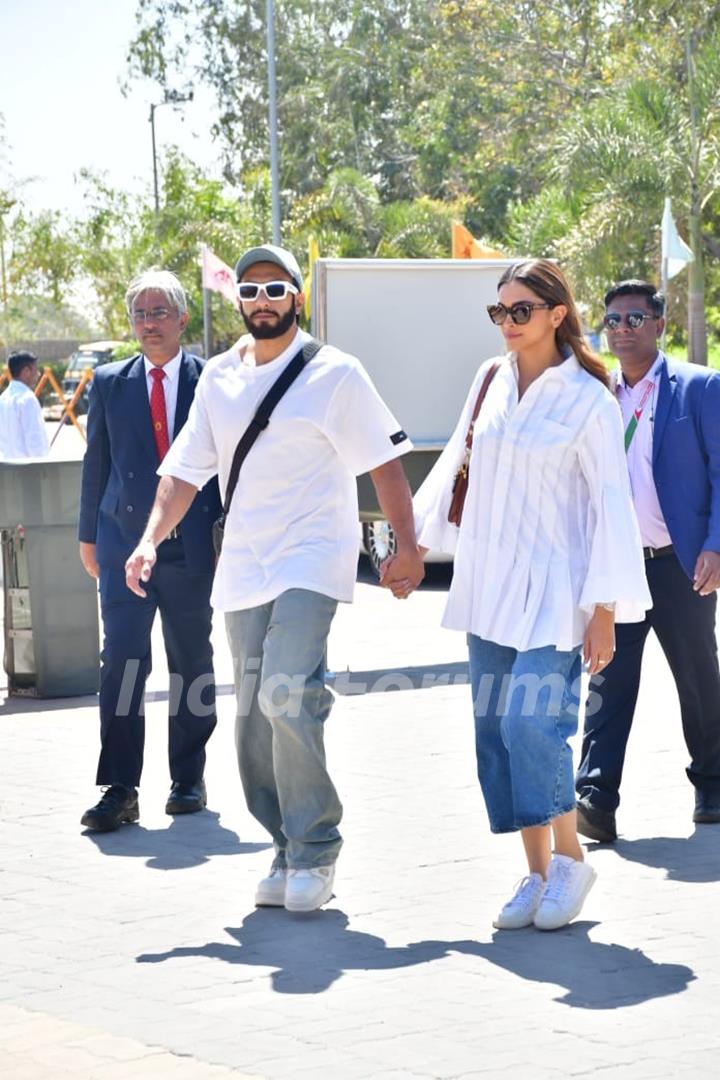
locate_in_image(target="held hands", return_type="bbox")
[125,539,158,598]
[379,546,426,600]
[583,607,615,676]
[693,550,720,596]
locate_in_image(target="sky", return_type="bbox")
[0,0,220,216]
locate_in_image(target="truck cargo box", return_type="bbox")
[312,257,514,533]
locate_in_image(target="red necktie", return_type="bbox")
[149,367,170,461]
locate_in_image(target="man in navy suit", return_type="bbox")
[576,279,720,840]
[78,270,221,832]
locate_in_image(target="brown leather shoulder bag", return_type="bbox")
[447,362,500,526]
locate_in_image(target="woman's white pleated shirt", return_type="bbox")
[413,353,651,652]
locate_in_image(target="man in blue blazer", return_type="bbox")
[78,270,221,831]
[576,280,720,841]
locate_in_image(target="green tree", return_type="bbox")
[3,295,96,342]
[0,113,14,314]
[128,1,437,202]
[408,0,626,238]
[8,210,78,309]
[0,113,92,345]
[545,22,720,361]
[74,153,278,347]
[284,168,382,256]
[74,171,151,336]
[285,166,467,260]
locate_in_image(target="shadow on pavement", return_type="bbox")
[449,922,695,1008]
[327,661,469,695]
[136,910,694,1008]
[0,692,98,715]
[136,908,452,992]
[609,829,720,883]
[84,811,271,870]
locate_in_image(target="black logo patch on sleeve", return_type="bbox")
[390,430,408,445]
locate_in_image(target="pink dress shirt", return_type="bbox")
[615,354,672,549]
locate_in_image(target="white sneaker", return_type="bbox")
[534,854,597,930]
[255,867,287,907]
[284,865,335,912]
[493,873,546,929]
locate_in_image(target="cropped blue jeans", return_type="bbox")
[468,634,582,834]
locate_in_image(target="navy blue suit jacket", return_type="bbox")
[78,352,221,572]
[652,354,720,580]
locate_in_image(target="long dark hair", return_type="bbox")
[498,259,609,388]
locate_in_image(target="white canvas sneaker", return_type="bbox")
[534,854,597,930]
[284,865,335,912]
[492,873,546,929]
[255,867,287,907]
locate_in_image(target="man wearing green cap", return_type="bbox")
[125,243,423,912]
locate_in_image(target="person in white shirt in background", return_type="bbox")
[125,244,424,913]
[394,259,651,931]
[0,351,50,459]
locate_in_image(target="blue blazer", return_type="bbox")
[652,354,720,580]
[78,352,221,572]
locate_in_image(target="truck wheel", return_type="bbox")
[362,520,397,577]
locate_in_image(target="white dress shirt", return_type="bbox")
[0,379,50,459]
[160,329,412,611]
[143,350,182,439]
[614,353,672,550]
[414,353,651,652]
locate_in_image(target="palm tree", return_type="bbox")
[547,24,720,363]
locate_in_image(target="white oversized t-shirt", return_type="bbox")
[159,329,412,611]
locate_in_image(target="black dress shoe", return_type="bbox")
[576,797,617,843]
[81,786,139,832]
[693,792,720,824]
[165,779,207,815]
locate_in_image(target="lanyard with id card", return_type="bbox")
[623,380,654,452]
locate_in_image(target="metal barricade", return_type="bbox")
[2,527,35,693]
[0,460,99,697]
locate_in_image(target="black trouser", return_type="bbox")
[96,540,217,788]
[576,552,720,811]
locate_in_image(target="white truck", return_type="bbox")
[311,257,515,571]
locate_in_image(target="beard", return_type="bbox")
[242,304,298,340]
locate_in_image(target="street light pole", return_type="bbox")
[149,102,160,217]
[267,0,281,244]
[149,90,194,221]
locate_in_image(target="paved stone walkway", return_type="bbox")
[1,564,719,1078]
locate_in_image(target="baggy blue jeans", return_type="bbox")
[468,634,582,833]
[225,589,342,869]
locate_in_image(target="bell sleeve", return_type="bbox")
[577,394,652,623]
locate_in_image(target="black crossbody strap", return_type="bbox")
[221,338,322,516]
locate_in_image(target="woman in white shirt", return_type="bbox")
[405,260,650,931]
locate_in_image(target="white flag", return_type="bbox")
[661,198,694,280]
[201,246,239,308]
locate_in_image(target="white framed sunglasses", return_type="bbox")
[237,280,299,302]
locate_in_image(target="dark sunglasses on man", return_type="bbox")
[487,301,553,326]
[603,311,658,331]
[237,280,299,302]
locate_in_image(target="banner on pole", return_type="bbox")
[304,235,320,321]
[201,246,240,308]
[451,222,505,260]
[661,198,694,280]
